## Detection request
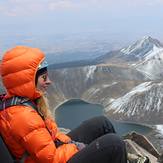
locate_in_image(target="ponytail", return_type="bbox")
[36,95,54,120]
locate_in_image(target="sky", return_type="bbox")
[0,0,163,54]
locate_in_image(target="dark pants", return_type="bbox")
[67,116,127,163]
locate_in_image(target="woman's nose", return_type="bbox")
[46,76,52,85]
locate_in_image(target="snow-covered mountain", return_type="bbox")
[121,36,163,60]
[96,36,163,79]
[105,81,163,124]
[123,36,163,79]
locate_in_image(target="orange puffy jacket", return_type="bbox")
[0,46,78,163]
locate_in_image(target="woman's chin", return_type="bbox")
[37,88,47,94]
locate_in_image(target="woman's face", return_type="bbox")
[36,72,51,93]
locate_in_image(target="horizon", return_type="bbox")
[0,0,163,57]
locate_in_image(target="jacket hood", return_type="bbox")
[0,46,45,100]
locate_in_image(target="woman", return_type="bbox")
[0,46,127,163]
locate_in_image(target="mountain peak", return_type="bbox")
[121,36,163,58]
[142,36,153,41]
[140,36,162,47]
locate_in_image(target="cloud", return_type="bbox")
[0,0,47,16]
[80,0,163,7]
[0,0,81,17]
[48,0,78,11]
[1,0,163,17]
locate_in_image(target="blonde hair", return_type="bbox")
[36,94,54,120]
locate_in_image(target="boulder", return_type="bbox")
[124,132,163,163]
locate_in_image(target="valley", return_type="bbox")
[47,36,163,125]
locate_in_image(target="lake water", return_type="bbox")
[55,99,152,136]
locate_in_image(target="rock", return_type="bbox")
[125,139,157,163]
[124,131,160,158]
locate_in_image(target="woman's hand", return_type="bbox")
[70,141,86,151]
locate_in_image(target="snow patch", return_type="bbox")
[102,82,117,88]
[156,125,163,135]
[109,98,115,103]
[85,65,97,80]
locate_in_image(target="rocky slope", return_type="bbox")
[49,64,147,97]
[48,64,147,115]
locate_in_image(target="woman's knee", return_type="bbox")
[92,134,127,162]
[105,134,127,162]
[91,116,116,134]
[99,133,126,151]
